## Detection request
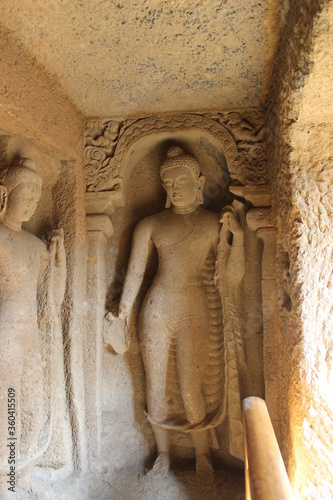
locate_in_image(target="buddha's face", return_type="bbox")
[161,165,203,208]
[6,182,41,223]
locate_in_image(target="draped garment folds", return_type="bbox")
[129,206,245,459]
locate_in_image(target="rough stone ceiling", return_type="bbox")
[0,0,284,117]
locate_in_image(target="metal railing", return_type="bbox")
[243,396,293,500]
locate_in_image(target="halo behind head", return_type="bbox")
[160,147,201,178]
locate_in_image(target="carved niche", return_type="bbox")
[83,110,274,472]
[84,111,268,198]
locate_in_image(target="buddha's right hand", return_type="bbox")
[104,311,129,354]
[118,304,130,322]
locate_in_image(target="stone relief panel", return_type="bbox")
[84,110,272,475]
[106,147,247,476]
[85,119,122,192]
[203,109,268,185]
[0,154,70,478]
[84,110,268,198]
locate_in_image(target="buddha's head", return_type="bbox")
[160,147,205,210]
[0,158,42,230]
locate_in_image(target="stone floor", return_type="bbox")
[16,464,244,500]
[11,411,245,499]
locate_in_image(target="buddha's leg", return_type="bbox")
[191,430,214,477]
[139,310,171,473]
[20,327,43,456]
[151,425,170,474]
[177,316,213,475]
[0,329,23,469]
[176,316,207,425]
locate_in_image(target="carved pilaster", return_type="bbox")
[247,207,281,440]
[84,122,125,463]
[85,206,114,465]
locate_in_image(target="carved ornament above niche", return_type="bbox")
[203,109,268,186]
[84,111,268,199]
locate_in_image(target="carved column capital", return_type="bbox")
[246,207,274,232]
[85,191,124,217]
[86,214,114,239]
[230,186,271,208]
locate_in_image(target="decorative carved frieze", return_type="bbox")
[85,119,122,192]
[203,109,268,185]
[84,110,268,198]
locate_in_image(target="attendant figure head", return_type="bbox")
[0,158,42,231]
[160,147,205,211]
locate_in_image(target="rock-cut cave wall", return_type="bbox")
[268,1,333,497]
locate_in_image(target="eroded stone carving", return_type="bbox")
[85,119,122,192]
[106,147,246,475]
[84,112,268,195]
[217,110,265,143]
[0,158,66,470]
[204,109,268,185]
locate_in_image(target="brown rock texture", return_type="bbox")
[0,28,83,160]
[267,0,333,497]
[0,0,284,116]
[0,1,332,497]
[0,29,88,484]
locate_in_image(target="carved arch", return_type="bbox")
[113,114,245,182]
[85,114,252,194]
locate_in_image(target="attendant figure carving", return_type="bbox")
[108,147,245,475]
[0,158,66,470]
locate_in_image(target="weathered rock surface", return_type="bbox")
[268,1,333,498]
[0,0,285,116]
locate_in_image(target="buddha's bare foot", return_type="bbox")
[196,453,214,480]
[152,452,170,475]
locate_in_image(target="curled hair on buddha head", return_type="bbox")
[160,147,205,208]
[160,146,201,179]
[0,157,42,196]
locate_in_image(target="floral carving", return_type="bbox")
[84,110,268,193]
[85,119,122,191]
[204,109,268,185]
